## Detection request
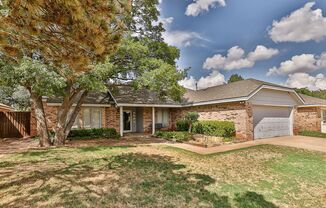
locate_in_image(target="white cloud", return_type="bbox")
[285,73,326,91]
[203,45,279,71]
[157,16,174,26]
[163,30,206,48]
[269,2,326,42]
[178,76,197,90]
[186,0,226,17]
[158,12,206,48]
[247,45,280,62]
[268,53,326,76]
[179,71,226,90]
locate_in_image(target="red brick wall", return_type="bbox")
[143,107,153,133]
[106,107,120,132]
[31,103,111,135]
[33,101,254,140]
[170,102,254,141]
[294,107,322,134]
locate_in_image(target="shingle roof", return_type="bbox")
[45,79,296,106]
[183,79,292,103]
[46,92,114,105]
[299,94,326,105]
[110,85,181,105]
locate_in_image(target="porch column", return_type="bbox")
[120,106,123,137]
[152,107,155,135]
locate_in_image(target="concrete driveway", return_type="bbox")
[166,136,326,155]
[259,136,326,153]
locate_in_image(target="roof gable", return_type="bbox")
[183,79,295,104]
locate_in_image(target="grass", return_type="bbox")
[0,144,325,207]
[299,130,326,138]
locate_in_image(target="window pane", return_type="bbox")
[162,109,169,127]
[323,110,326,122]
[156,109,163,124]
[91,108,101,129]
[83,108,91,128]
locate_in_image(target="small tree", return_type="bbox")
[184,112,199,133]
[228,74,244,83]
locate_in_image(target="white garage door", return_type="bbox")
[253,106,292,140]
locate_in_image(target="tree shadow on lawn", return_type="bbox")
[0,151,277,208]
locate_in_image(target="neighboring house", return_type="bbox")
[294,94,326,134]
[0,103,13,112]
[41,79,310,140]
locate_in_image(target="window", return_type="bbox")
[156,109,169,128]
[82,108,102,129]
[67,108,80,129]
[83,108,91,128]
[323,110,326,123]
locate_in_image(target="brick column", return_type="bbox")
[245,102,254,141]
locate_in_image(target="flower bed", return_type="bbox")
[187,134,236,148]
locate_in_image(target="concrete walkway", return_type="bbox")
[165,136,326,155]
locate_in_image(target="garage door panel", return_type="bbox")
[253,106,292,140]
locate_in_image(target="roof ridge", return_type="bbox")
[191,78,262,91]
[299,93,326,100]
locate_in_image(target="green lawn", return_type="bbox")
[0,144,325,208]
[299,130,326,138]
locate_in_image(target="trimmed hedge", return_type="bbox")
[68,128,120,139]
[155,131,192,142]
[176,120,190,131]
[299,130,326,138]
[192,120,235,138]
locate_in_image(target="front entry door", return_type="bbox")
[123,111,132,132]
[322,110,326,133]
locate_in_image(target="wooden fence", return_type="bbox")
[0,112,31,138]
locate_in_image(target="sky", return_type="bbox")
[158,0,326,90]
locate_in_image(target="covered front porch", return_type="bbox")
[118,105,177,137]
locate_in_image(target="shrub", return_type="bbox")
[299,130,326,138]
[192,120,235,138]
[155,131,192,142]
[68,128,120,139]
[184,112,199,133]
[176,120,190,131]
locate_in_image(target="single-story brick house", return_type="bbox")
[39,78,324,141]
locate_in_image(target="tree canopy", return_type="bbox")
[0,0,130,72]
[127,0,164,41]
[295,88,326,99]
[228,74,244,83]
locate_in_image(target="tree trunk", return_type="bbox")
[53,88,87,146]
[30,93,51,147]
[64,91,88,139]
